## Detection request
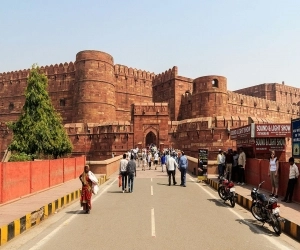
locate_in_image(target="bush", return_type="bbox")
[9,152,35,162]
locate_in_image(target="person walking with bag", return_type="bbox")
[79,165,98,214]
[127,155,137,193]
[119,153,129,193]
[268,150,279,198]
[282,157,299,203]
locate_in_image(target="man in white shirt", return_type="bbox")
[119,154,128,193]
[167,156,178,186]
[282,157,299,203]
[154,151,159,170]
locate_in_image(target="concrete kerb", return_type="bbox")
[206,178,300,242]
[0,174,107,246]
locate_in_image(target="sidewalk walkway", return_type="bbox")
[0,174,106,246]
[206,175,300,242]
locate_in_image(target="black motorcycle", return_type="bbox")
[250,181,284,235]
[218,176,236,207]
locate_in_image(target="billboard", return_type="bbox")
[292,118,300,163]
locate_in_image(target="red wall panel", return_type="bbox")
[2,162,31,203]
[259,160,271,192]
[75,156,85,177]
[63,158,76,182]
[49,159,64,186]
[0,162,2,203]
[31,160,50,193]
[245,158,261,187]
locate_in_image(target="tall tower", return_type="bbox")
[193,75,228,117]
[73,50,116,123]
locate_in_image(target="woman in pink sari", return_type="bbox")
[79,165,93,214]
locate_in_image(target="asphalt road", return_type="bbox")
[2,166,300,250]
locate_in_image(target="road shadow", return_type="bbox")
[235,218,278,237]
[207,198,228,207]
[156,183,170,186]
[66,210,86,214]
[107,191,123,193]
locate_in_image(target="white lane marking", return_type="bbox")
[189,178,291,250]
[30,178,118,250]
[151,208,156,237]
[151,186,153,196]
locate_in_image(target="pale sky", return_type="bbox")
[1,0,300,91]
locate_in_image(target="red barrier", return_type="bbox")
[260,160,272,193]
[31,160,50,193]
[2,162,31,203]
[244,159,300,202]
[0,162,2,203]
[0,156,86,204]
[49,159,64,187]
[75,156,85,177]
[245,158,261,187]
[63,158,76,182]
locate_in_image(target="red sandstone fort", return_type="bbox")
[0,50,299,160]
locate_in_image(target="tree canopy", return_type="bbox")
[8,65,73,159]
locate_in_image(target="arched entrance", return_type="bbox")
[145,131,157,147]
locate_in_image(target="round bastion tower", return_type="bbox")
[193,75,228,117]
[73,50,116,123]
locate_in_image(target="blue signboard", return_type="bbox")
[292,118,300,163]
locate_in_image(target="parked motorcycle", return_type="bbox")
[218,176,236,207]
[250,181,284,235]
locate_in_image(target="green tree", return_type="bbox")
[8,64,72,159]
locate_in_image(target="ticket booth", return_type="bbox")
[230,123,291,161]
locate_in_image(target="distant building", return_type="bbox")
[0,50,299,160]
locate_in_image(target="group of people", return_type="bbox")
[217,147,246,185]
[217,147,299,203]
[119,148,189,189]
[268,151,299,203]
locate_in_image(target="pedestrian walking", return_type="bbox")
[141,150,147,171]
[237,147,246,185]
[166,155,178,186]
[119,153,128,193]
[79,165,98,214]
[178,150,188,187]
[161,153,166,172]
[268,150,279,198]
[154,151,159,170]
[225,149,233,181]
[127,155,137,193]
[147,151,152,170]
[282,157,299,203]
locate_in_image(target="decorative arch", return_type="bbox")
[144,126,158,147]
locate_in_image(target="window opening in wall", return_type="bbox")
[212,79,219,88]
[60,99,66,107]
[9,102,14,110]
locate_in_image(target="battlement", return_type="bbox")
[0,62,75,84]
[228,91,299,115]
[153,66,178,85]
[114,64,155,81]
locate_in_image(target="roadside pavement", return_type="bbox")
[206,174,300,241]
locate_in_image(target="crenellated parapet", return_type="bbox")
[152,66,178,85]
[114,64,154,81]
[228,91,300,116]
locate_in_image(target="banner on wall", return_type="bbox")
[292,118,300,163]
[198,149,208,181]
